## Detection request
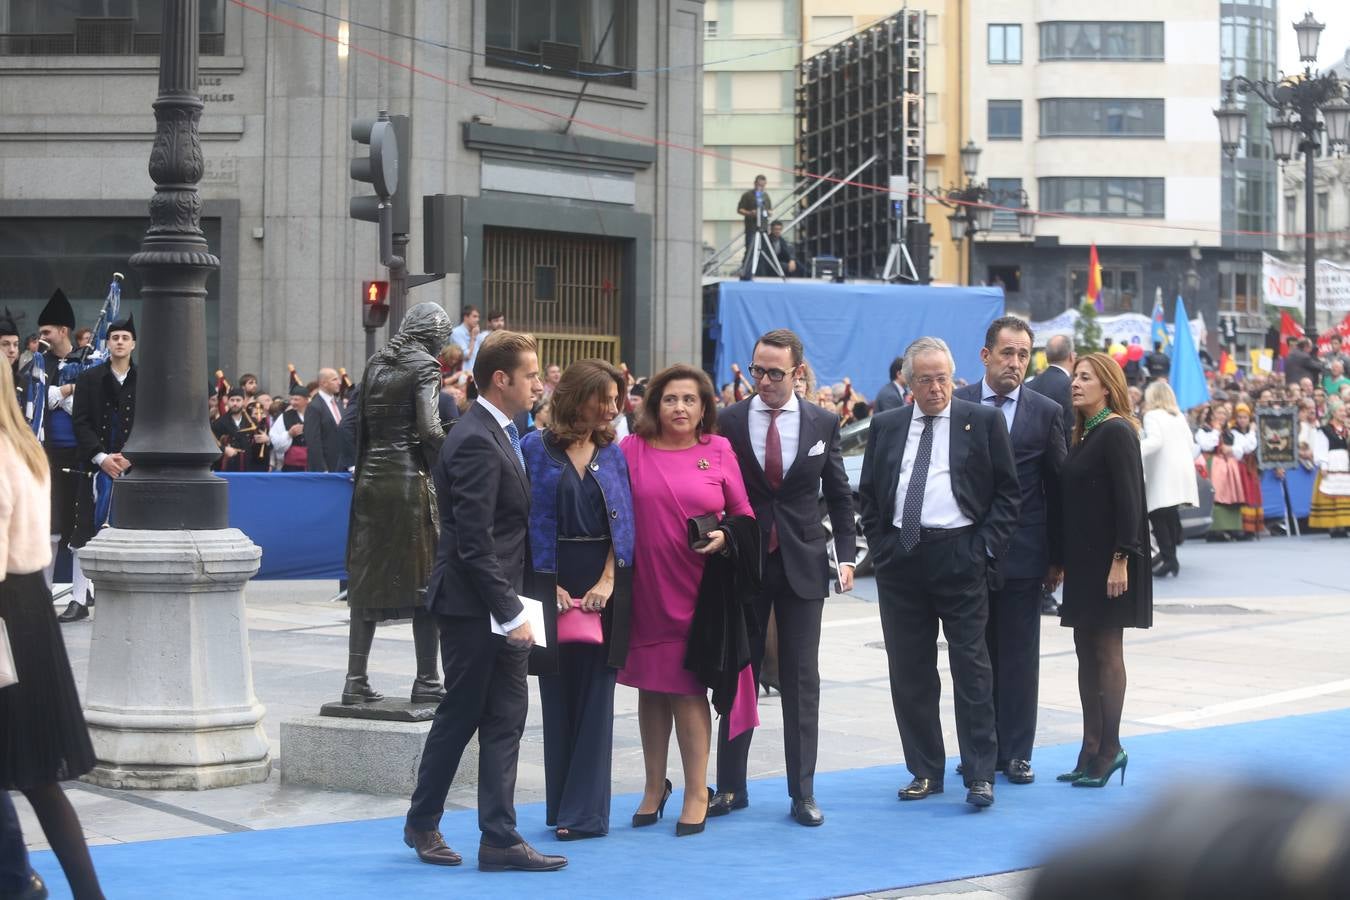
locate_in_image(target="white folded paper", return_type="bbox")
[490,595,548,648]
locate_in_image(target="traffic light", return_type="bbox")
[350,113,398,222]
[362,280,390,329]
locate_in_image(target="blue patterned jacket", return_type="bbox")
[521,429,635,669]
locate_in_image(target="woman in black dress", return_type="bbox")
[521,361,635,841]
[0,361,104,899]
[1058,353,1151,789]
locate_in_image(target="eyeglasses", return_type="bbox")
[913,375,951,387]
[748,364,794,383]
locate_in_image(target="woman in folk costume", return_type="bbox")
[1308,400,1350,538]
[1228,403,1264,537]
[1194,405,1247,542]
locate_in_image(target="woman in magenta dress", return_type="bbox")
[620,364,755,836]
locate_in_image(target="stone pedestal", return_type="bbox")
[76,528,271,790]
[281,714,476,795]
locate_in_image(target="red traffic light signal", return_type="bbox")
[362,280,390,329]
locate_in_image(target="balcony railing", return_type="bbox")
[0,19,224,56]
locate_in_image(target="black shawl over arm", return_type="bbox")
[684,514,761,717]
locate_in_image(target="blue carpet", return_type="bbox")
[31,709,1350,899]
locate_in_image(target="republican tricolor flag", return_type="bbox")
[1087,244,1104,311]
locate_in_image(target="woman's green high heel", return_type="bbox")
[1071,750,1128,788]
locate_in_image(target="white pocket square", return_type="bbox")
[807,440,826,456]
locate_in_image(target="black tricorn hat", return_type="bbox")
[108,313,136,340]
[0,307,18,338]
[38,289,76,330]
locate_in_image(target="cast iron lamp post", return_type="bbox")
[1214,12,1350,346]
[940,140,1036,286]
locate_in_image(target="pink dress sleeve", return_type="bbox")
[718,436,754,518]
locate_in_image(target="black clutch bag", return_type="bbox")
[687,514,720,551]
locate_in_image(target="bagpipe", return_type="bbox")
[26,274,122,440]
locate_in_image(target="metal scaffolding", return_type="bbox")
[795,10,926,280]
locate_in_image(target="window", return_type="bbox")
[705,20,718,39]
[1039,177,1164,217]
[987,265,1021,292]
[1039,22,1164,61]
[925,92,939,123]
[988,101,1022,140]
[1067,265,1142,313]
[1318,192,1330,233]
[0,0,225,55]
[926,13,938,45]
[1039,99,1164,137]
[987,178,1024,231]
[486,0,635,87]
[988,24,1022,64]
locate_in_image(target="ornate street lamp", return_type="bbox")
[1016,207,1037,239]
[959,140,981,180]
[1293,11,1324,64]
[1214,11,1350,345]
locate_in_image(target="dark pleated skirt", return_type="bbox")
[0,570,96,790]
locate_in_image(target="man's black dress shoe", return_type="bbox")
[403,826,462,866]
[897,777,943,801]
[790,797,824,826]
[966,781,994,808]
[478,841,567,872]
[707,790,749,817]
[57,601,88,623]
[1004,759,1034,784]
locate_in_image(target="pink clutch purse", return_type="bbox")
[556,599,604,645]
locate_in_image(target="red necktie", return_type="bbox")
[765,409,783,552]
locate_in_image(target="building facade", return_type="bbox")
[699,0,800,269]
[0,0,703,383]
[964,0,1276,351]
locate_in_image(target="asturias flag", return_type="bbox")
[1087,243,1104,311]
[1169,296,1210,411]
[1278,310,1304,358]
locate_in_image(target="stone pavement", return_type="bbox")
[15,533,1350,898]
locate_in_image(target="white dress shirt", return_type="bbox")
[892,403,973,530]
[980,380,1020,433]
[474,396,526,632]
[748,392,800,477]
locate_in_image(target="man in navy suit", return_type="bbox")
[404,330,565,873]
[711,328,856,827]
[859,336,1020,809]
[954,317,1065,785]
[1027,334,1074,446]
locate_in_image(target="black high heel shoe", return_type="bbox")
[1072,750,1128,788]
[632,778,673,827]
[676,788,712,837]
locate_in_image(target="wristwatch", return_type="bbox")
[1111,551,1128,561]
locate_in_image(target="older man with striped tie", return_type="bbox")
[858,336,1020,810]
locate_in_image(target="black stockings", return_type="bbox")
[1072,627,1126,777]
[20,782,104,900]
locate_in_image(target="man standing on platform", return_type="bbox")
[954,317,1065,785]
[306,368,344,472]
[404,330,562,873]
[68,315,138,621]
[711,328,855,827]
[859,336,1020,809]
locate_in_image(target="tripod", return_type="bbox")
[740,205,786,280]
[881,238,919,282]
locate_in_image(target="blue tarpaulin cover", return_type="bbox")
[713,281,1004,393]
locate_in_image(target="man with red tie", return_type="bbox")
[306,367,345,472]
[710,328,856,826]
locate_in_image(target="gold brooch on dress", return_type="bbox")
[697,458,710,470]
